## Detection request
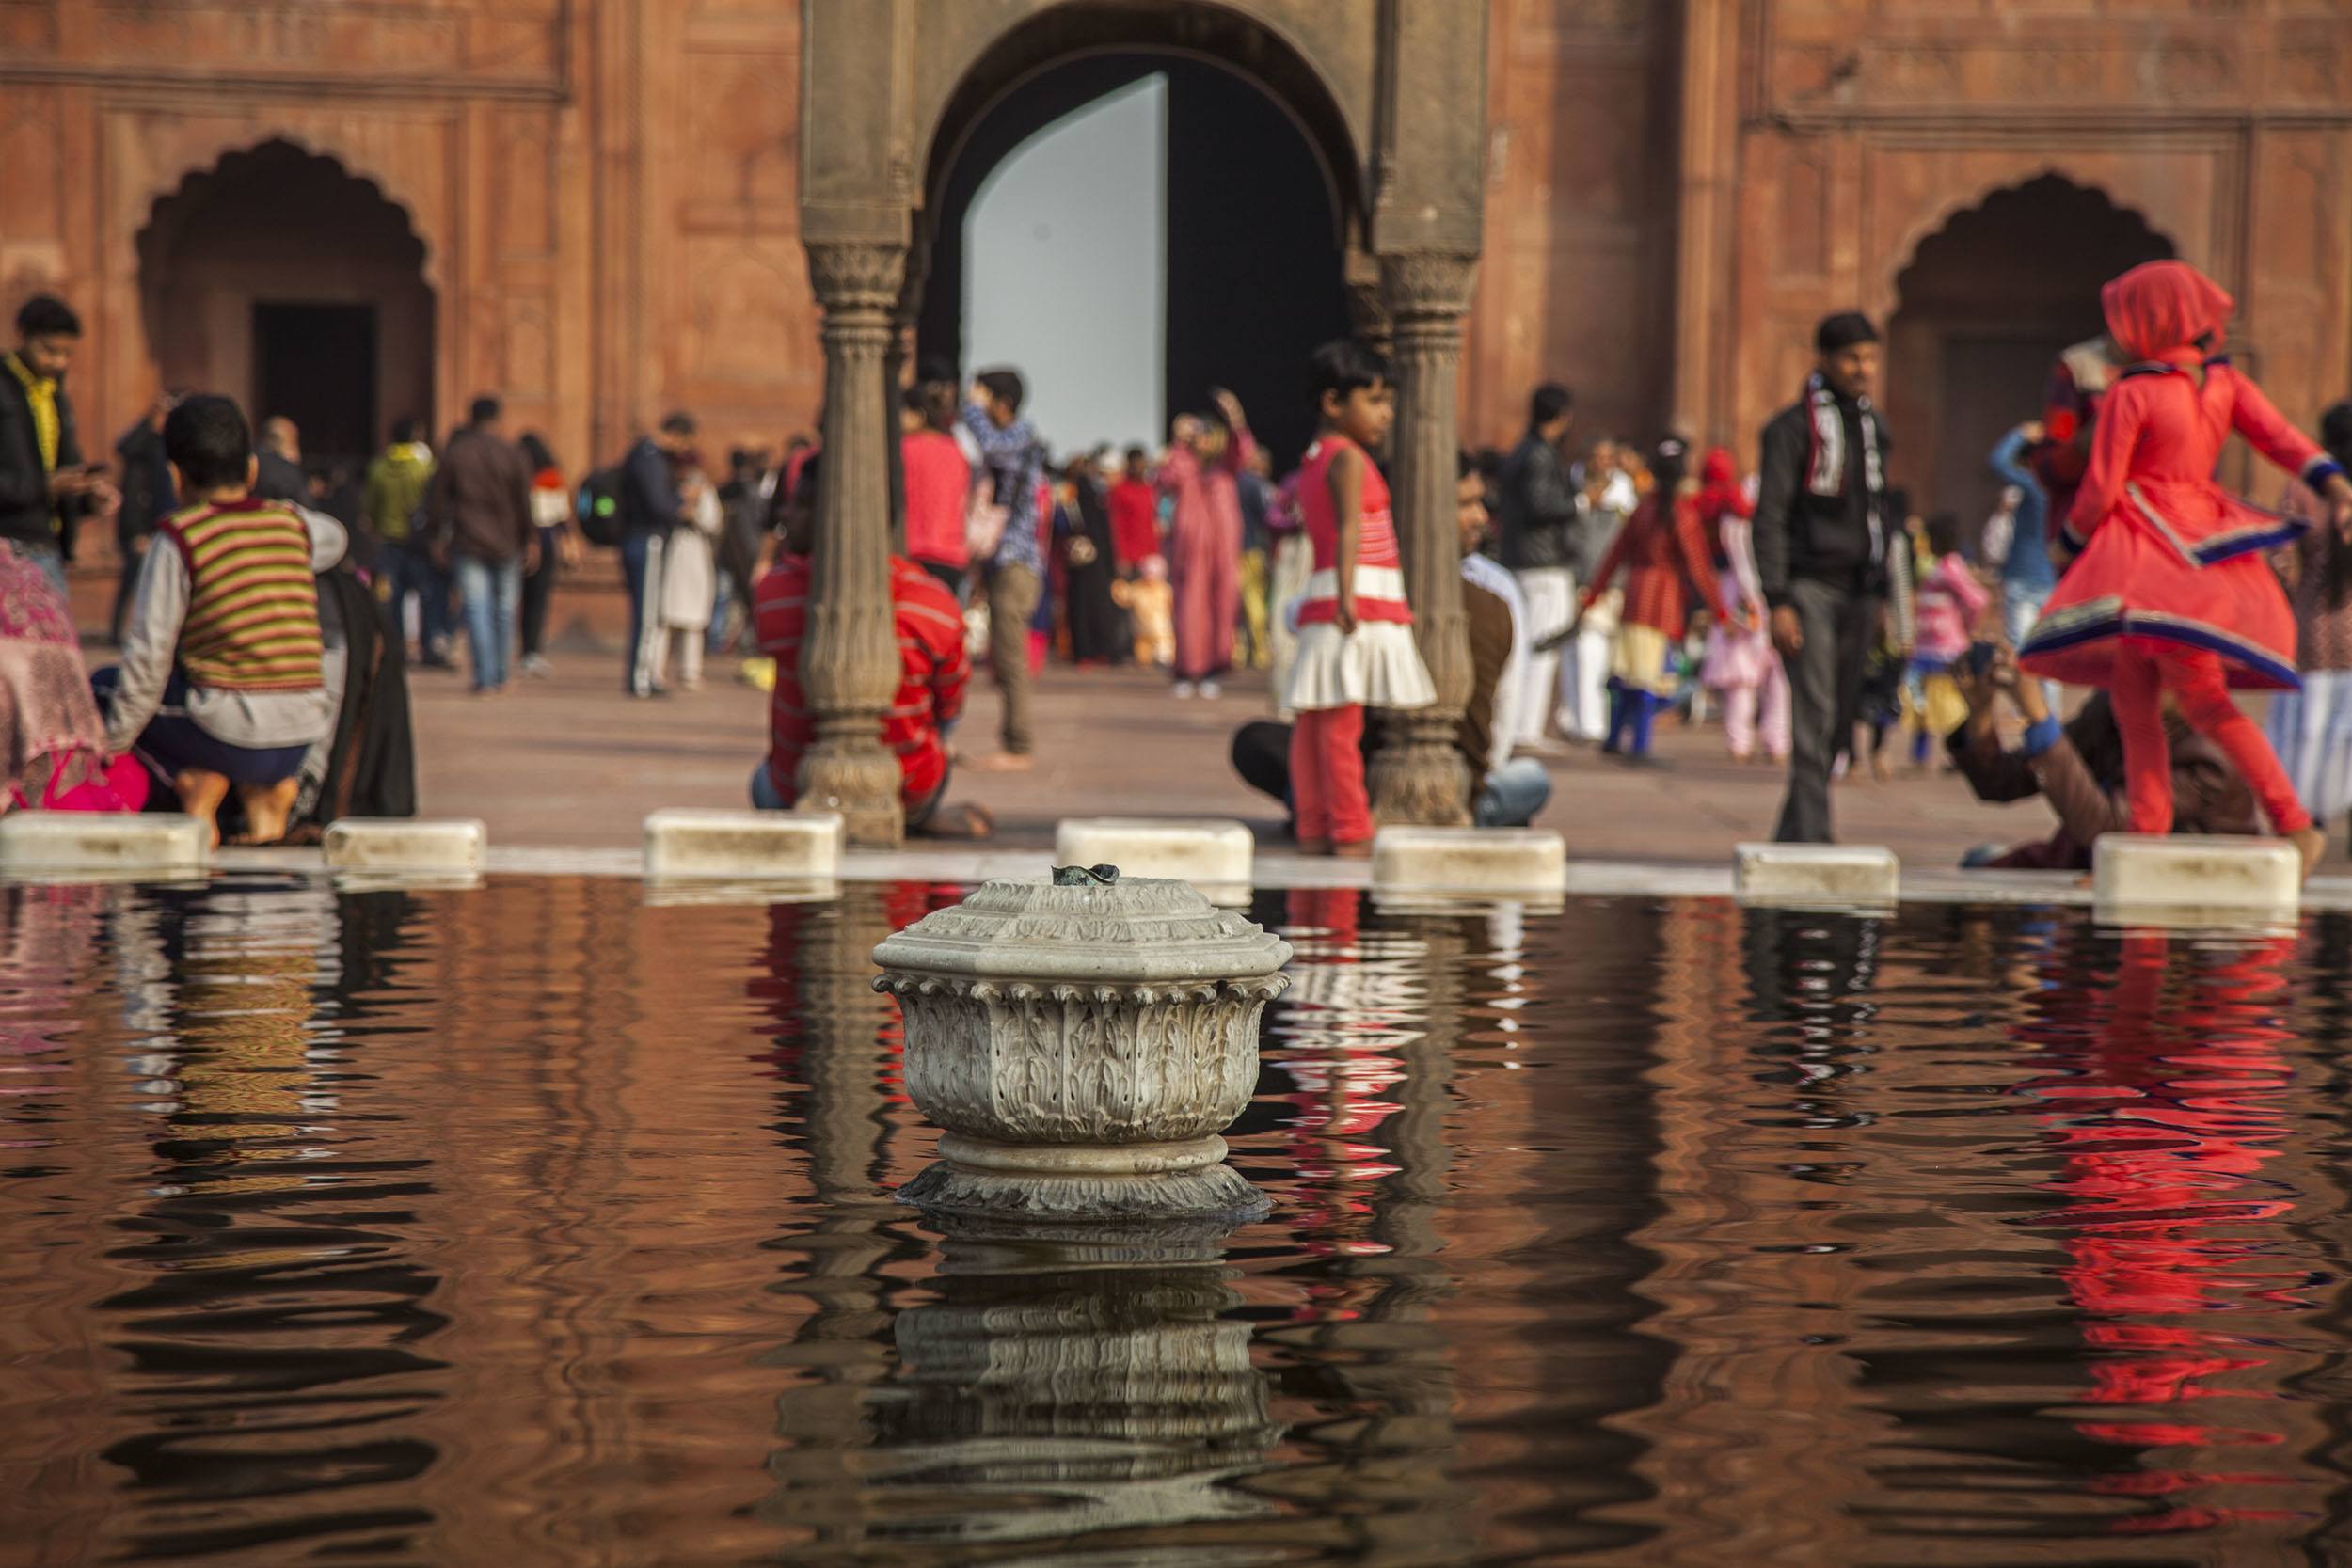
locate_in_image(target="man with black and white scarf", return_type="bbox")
[1753,311,1909,843]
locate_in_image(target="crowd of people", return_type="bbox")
[9,251,2352,876]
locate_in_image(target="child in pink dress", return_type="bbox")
[1284,340,1435,854]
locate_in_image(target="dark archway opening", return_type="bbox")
[1887,176,2173,541]
[919,54,1350,472]
[138,139,434,470]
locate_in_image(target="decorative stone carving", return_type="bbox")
[801,239,910,847]
[873,872,1291,1220]
[1370,249,1478,826]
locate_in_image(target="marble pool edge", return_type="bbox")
[171,845,2352,913]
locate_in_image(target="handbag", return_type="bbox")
[965,490,1008,562]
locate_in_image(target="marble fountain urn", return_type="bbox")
[873,866,1292,1221]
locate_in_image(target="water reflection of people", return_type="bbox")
[2025,932,2315,1535]
[97,884,448,1555]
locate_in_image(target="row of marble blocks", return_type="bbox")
[1738,835,2303,924]
[1055,818,1569,899]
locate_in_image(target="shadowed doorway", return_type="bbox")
[140,139,434,471]
[920,54,1350,473]
[1887,175,2173,539]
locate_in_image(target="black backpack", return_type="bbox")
[578,463,630,547]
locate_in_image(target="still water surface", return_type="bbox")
[4,875,2352,1565]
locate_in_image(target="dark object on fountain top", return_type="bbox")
[1052,864,1121,886]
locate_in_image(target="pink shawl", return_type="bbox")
[0,548,111,808]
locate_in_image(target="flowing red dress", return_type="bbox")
[2020,261,2346,837]
[2022,304,2339,691]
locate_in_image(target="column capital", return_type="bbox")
[1378,250,1478,323]
[807,240,908,314]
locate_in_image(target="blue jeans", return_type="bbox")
[379,540,453,657]
[2003,578,2059,709]
[453,553,520,691]
[1474,756,1552,828]
[621,529,655,694]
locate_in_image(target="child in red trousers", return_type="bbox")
[2021,261,2352,877]
[1283,339,1435,856]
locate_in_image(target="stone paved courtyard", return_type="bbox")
[397,642,2352,872]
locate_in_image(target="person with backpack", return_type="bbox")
[364,418,442,665]
[602,411,697,698]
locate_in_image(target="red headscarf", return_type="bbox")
[2101,261,2233,367]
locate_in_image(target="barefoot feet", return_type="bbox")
[172,768,230,849]
[2291,824,2327,881]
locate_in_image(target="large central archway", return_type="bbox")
[918,51,1350,471]
[138,139,435,469]
[1886,175,2173,535]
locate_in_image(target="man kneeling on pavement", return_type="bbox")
[750,499,992,838]
[99,395,336,847]
[1232,451,1552,833]
[1948,639,2255,870]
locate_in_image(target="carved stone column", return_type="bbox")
[800,241,908,847]
[1369,251,1477,827]
[1343,247,1391,356]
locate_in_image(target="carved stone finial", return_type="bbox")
[873,875,1291,1222]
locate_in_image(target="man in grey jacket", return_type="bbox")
[1495,382,1577,752]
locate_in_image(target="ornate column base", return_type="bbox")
[900,1132,1269,1222]
[796,721,904,847]
[1370,709,1473,827]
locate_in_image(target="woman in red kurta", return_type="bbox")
[1160,389,1253,697]
[1571,438,1738,760]
[2020,261,2352,870]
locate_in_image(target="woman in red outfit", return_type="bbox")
[1566,438,1742,760]
[2020,261,2352,875]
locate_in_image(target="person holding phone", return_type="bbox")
[0,296,117,601]
[1947,639,2256,870]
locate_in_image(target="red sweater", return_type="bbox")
[1581,489,1732,641]
[1108,478,1161,569]
[901,429,971,569]
[756,555,968,809]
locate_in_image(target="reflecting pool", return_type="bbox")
[4,874,2351,1565]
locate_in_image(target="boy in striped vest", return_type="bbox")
[102,394,334,845]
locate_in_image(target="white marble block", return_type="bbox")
[323,818,487,875]
[1370,827,1566,896]
[0,813,207,876]
[1735,843,1900,906]
[2093,833,2300,917]
[1054,818,1253,892]
[644,809,843,879]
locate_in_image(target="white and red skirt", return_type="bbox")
[1283,564,1436,713]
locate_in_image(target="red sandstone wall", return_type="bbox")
[2,0,2346,498]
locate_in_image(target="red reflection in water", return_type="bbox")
[2024,931,2310,1533]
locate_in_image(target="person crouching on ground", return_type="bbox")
[1949,640,2255,870]
[2017,260,2352,878]
[1555,436,1741,765]
[751,505,992,839]
[1232,451,1549,832]
[1283,338,1433,857]
[100,394,334,846]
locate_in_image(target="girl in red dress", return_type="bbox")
[2020,261,2352,874]
[1284,340,1434,854]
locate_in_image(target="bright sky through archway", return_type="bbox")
[964,73,1167,459]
